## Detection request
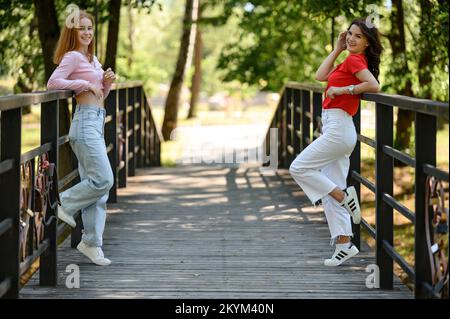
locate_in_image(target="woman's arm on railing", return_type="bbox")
[315,32,346,82]
[353,69,380,93]
[326,69,380,99]
[47,51,90,94]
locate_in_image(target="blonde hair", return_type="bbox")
[53,10,95,64]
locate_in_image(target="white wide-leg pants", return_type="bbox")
[289,108,357,242]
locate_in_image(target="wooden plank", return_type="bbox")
[20,165,412,299]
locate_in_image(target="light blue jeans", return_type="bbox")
[60,105,114,247]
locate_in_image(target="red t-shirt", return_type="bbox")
[323,53,368,116]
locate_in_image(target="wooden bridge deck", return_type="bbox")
[20,165,412,298]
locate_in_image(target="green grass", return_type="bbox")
[22,126,40,154]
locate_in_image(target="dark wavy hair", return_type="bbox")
[348,18,383,81]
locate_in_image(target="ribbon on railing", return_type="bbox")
[425,175,449,298]
[19,161,33,262]
[33,153,60,247]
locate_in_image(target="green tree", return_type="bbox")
[187,1,203,119]
[0,0,43,101]
[212,0,376,90]
[162,0,197,139]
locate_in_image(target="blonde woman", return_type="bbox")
[289,18,383,266]
[47,10,116,266]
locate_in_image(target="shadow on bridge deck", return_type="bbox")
[20,165,412,298]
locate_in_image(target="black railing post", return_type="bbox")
[40,100,59,286]
[118,88,128,188]
[300,90,311,151]
[0,107,21,298]
[148,94,152,166]
[312,92,322,141]
[147,100,154,166]
[349,101,361,249]
[375,102,394,289]
[105,90,118,203]
[128,88,136,176]
[414,112,436,298]
[292,89,301,157]
[136,87,143,168]
[279,91,287,168]
[150,120,158,166]
[285,88,293,166]
[277,97,282,168]
[155,119,161,166]
[141,95,149,167]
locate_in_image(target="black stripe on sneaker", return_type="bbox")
[348,199,354,205]
[336,252,347,259]
[335,255,342,260]
[340,251,348,256]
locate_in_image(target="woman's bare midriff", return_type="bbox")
[75,91,104,108]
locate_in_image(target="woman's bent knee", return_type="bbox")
[91,174,114,193]
[289,162,310,178]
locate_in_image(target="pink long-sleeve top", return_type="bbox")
[47,50,112,98]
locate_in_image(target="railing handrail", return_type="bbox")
[283,81,449,120]
[0,91,73,111]
[285,81,325,93]
[0,81,144,112]
[363,92,449,120]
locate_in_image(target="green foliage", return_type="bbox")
[209,0,382,91]
[1,0,448,102]
[381,0,449,101]
[0,0,161,94]
[208,0,448,100]
[115,0,184,94]
[115,0,247,97]
[0,0,43,93]
[213,1,320,90]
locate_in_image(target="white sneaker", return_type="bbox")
[77,241,111,266]
[324,244,359,266]
[57,205,76,228]
[341,186,361,224]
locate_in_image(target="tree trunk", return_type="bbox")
[34,0,60,81]
[387,0,415,164]
[331,17,335,51]
[187,3,202,119]
[104,0,121,70]
[162,0,196,140]
[34,0,72,179]
[417,0,433,100]
[127,0,134,68]
[98,15,104,62]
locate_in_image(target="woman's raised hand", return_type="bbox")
[336,31,347,51]
[103,68,116,85]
